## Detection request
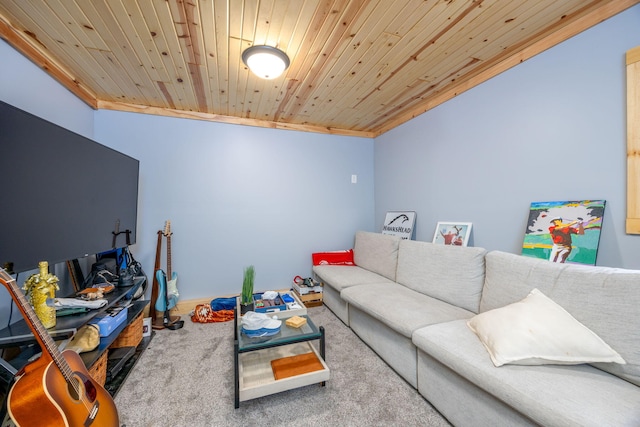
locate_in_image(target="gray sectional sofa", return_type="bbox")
[312,231,640,426]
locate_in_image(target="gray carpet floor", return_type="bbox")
[115,305,452,427]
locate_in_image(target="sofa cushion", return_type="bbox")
[467,288,625,367]
[413,320,640,426]
[481,251,640,386]
[341,282,473,338]
[353,231,401,281]
[396,240,486,313]
[312,265,393,292]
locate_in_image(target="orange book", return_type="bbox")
[271,352,323,380]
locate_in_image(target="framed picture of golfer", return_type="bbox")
[432,222,472,246]
[521,200,605,265]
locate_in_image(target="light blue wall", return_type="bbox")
[1,36,373,305]
[1,4,639,318]
[375,5,640,269]
[0,39,94,138]
[94,111,374,298]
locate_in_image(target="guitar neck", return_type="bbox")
[166,234,172,277]
[150,231,163,324]
[162,220,173,277]
[0,269,74,382]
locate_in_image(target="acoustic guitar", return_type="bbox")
[0,268,119,427]
[155,221,179,313]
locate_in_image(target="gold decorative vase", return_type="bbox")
[23,261,59,329]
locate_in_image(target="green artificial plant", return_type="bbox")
[241,265,255,305]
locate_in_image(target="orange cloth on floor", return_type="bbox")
[191,305,235,323]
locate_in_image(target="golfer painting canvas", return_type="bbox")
[522,200,605,265]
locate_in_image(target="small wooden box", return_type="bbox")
[293,290,323,307]
[88,351,108,386]
[110,312,143,349]
[285,316,307,328]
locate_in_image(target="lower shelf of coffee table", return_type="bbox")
[238,341,330,402]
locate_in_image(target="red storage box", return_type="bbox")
[312,249,355,266]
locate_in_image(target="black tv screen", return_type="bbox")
[0,100,139,273]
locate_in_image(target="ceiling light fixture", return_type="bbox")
[242,45,290,80]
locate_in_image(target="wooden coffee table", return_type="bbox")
[233,294,330,408]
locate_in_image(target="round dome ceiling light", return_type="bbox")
[242,45,290,80]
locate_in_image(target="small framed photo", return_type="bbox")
[433,222,472,246]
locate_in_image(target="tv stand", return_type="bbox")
[0,280,152,404]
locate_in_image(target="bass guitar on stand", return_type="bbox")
[155,221,183,330]
[0,268,119,427]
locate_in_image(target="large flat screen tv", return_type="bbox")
[0,100,139,273]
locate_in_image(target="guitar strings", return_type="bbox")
[7,273,95,412]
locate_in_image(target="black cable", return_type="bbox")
[6,272,17,329]
[6,302,12,330]
[129,248,148,300]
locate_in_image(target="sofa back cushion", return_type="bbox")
[482,250,640,386]
[396,240,487,313]
[353,231,401,281]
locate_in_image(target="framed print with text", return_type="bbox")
[382,211,416,240]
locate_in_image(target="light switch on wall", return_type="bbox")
[351,174,357,184]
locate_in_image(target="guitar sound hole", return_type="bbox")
[67,374,98,401]
[67,377,81,400]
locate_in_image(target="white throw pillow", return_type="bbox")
[467,288,626,367]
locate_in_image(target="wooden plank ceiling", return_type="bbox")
[0,0,637,137]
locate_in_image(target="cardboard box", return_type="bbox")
[293,281,323,295]
[279,292,307,317]
[89,306,128,337]
[142,317,152,337]
[237,291,307,318]
[253,293,287,313]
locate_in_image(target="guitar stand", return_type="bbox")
[151,308,182,331]
[161,282,184,331]
[152,312,182,330]
[163,309,184,330]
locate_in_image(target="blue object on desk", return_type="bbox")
[89,306,128,337]
[281,293,294,303]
